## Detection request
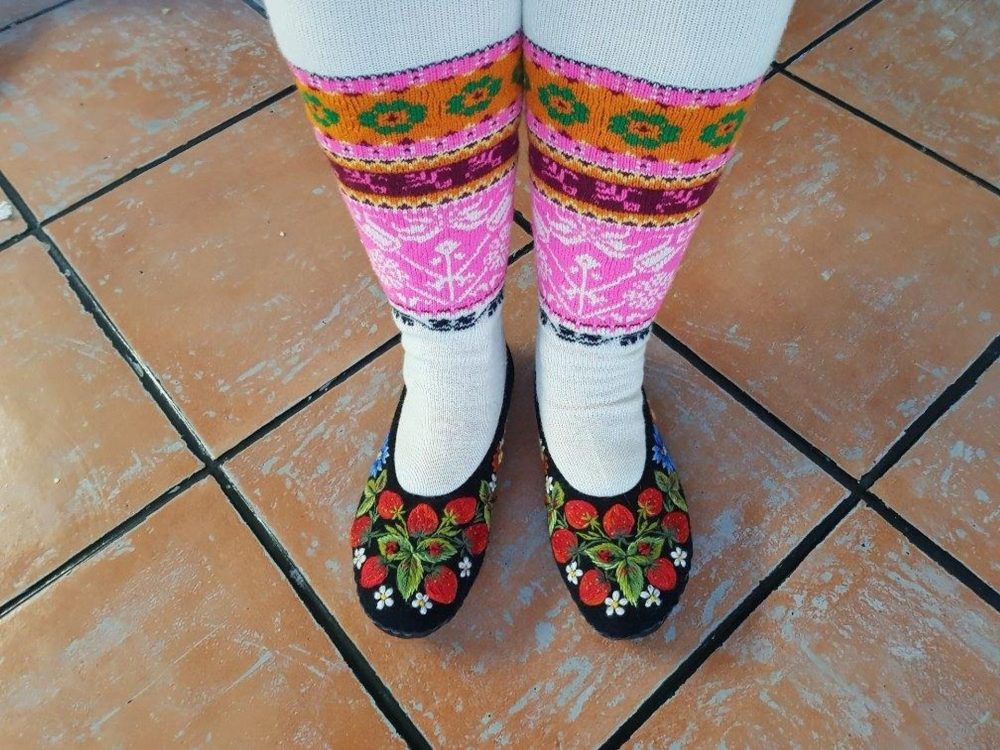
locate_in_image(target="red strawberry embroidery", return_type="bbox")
[662,511,690,544]
[359,556,388,588]
[637,541,653,556]
[424,566,458,604]
[564,499,599,529]
[550,528,578,564]
[350,516,371,547]
[407,503,439,535]
[383,539,400,556]
[377,491,404,520]
[637,487,664,516]
[646,557,677,591]
[602,504,635,538]
[464,523,490,555]
[444,496,477,525]
[579,569,611,606]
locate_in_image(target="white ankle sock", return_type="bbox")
[535,322,647,496]
[394,306,507,496]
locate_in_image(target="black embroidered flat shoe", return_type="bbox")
[350,350,514,638]
[537,393,692,639]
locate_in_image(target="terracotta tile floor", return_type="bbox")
[1,2,997,748]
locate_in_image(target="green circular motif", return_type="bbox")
[537,83,589,126]
[302,91,340,128]
[446,75,503,116]
[358,99,427,135]
[608,110,681,150]
[699,109,746,148]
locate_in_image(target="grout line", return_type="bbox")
[862,490,1000,612]
[651,323,859,492]
[0,469,208,619]
[239,0,267,19]
[0,0,77,34]
[40,86,295,228]
[780,70,999,197]
[0,169,40,229]
[37,228,216,465]
[859,334,1000,488]
[211,468,432,749]
[217,334,401,464]
[508,239,534,266]
[776,0,888,67]
[600,491,861,749]
[512,209,533,237]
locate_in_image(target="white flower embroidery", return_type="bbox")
[488,473,498,495]
[458,556,473,578]
[545,475,555,496]
[640,584,661,608]
[605,591,626,616]
[374,585,394,610]
[411,592,433,615]
[353,548,367,570]
[671,548,688,568]
[565,561,582,585]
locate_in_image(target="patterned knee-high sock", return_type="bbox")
[267,1,521,636]
[268,1,521,497]
[524,0,793,637]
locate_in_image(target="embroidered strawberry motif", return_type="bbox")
[424,566,459,604]
[350,516,371,547]
[579,569,612,606]
[377,490,404,520]
[464,523,490,555]
[359,556,388,588]
[444,496,477,525]
[564,499,599,529]
[550,528,578,564]
[662,511,690,544]
[637,487,664,516]
[407,503,439,536]
[602,504,635,538]
[646,557,677,591]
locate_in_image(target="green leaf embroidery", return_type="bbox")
[372,470,388,493]
[415,537,458,564]
[377,532,410,562]
[669,489,689,512]
[626,536,665,565]
[616,560,644,605]
[584,543,626,570]
[396,557,423,600]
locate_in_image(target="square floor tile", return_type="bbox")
[0,184,28,243]
[0,0,288,219]
[791,0,1000,184]
[0,237,198,602]
[227,256,845,748]
[777,0,870,60]
[874,362,1000,589]
[0,479,402,747]
[49,98,530,456]
[48,99,394,456]
[628,506,1000,748]
[656,75,1000,478]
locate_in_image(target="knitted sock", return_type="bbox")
[267,1,521,497]
[525,0,794,497]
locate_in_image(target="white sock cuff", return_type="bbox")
[524,0,794,89]
[266,0,521,77]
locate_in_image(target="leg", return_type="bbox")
[267,0,521,635]
[525,0,793,637]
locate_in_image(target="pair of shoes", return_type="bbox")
[348,349,692,638]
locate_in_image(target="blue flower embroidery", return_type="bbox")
[651,426,675,472]
[370,438,390,477]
